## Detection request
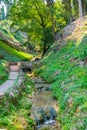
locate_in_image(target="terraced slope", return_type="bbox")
[37,16,87,130]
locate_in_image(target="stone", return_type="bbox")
[0,93,4,99]
[67,97,73,108]
[35,113,44,125]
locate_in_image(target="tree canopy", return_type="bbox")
[0,0,87,55]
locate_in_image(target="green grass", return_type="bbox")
[0,41,33,60]
[0,75,34,130]
[0,20,33,61]
[36,38,87,129]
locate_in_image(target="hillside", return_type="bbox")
[0,21,33,85]
[0,41,33,61]
[0,21,33,61]
[0,20,23,51]
[36,16,87,130]
[1,1,87,129]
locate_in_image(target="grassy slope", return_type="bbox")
[0,20,18,43]
[0,20,27,44]
[0,20,33,61]
[37,18,87,130]
[0,41,33,61]
[0,21,33,85]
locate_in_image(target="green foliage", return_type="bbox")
[13,32,25,44]
[0,20,18,42]
[0,60,8,85]
[37,36,87,129]
[10,0,66,55]
[78,35,87,60]
[0,75,34,129]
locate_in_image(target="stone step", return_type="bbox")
[32,77,50,91]
[0,63,23,94]
[9,65,20,72]
[32,77,47,84]
[0,80,15,93]
[8,72,19,79]
[35,83,50,89]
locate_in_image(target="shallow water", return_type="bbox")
[30,77,60,130]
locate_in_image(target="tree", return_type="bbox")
[10,0,52,55]
[10,0,66,56]
[0,0,15,20]
[78,0,83,17]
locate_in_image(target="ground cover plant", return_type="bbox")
[36,30,87,130]
[0,75,34,130]
[0,60,8,85]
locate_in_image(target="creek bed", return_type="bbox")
[30,77,60,130]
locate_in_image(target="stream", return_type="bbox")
[21,62,61,130]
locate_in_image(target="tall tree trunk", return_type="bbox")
[42,27,47,57]
[69,0,72,23]
[78,0,83,17]
[82,0,86,16]
[43,40,47,57]
[51,1,55,40]
[26,35,30,52]
[47,0,55,40]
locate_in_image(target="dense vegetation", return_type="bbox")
[0,60,8,85]
[36,17,87,129]
[0,0,87,56]
[0,0,87,130]
[0,75,34,130]
[0,41,33,61]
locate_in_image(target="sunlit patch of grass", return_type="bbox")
[0,41,33,60]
